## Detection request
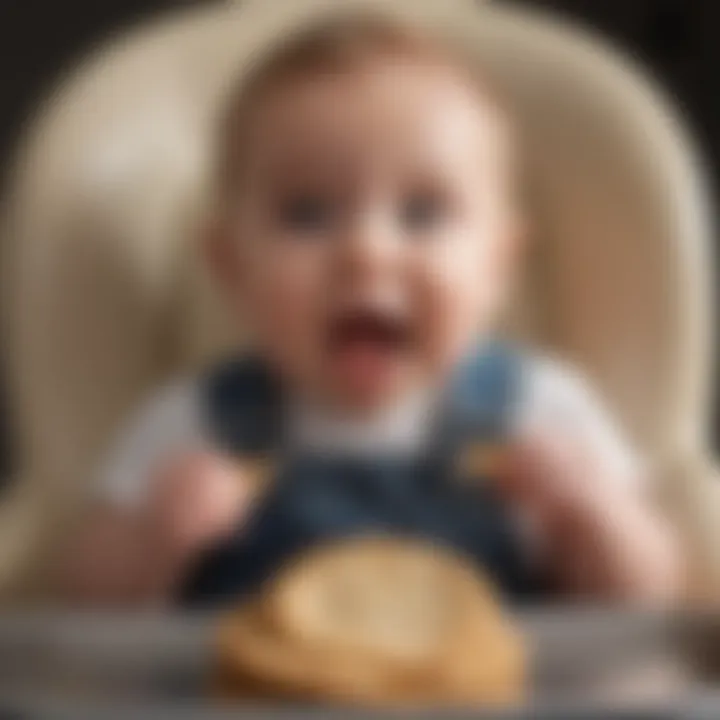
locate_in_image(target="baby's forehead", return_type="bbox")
[217,17,514,190]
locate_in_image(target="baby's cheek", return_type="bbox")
[418,238,500,368]
[247,249,328,370]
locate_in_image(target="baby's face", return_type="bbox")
[217,58,519,415]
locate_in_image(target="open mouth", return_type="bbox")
[327,308,413,356]
[325,306,414,394]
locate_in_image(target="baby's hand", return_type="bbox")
[147,451,252,557]
[59,451,255,607]
[139,451,258,603]
[502,433,682,604]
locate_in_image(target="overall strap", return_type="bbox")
[201,343,524,458]
[440,341,524,453]
[201,355,284,457]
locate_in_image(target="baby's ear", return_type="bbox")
[499,206,528,279]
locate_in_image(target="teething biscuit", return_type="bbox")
[215,536,527,707]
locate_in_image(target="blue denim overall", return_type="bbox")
[178,344,547,607]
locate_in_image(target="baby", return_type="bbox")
[61,13,680,607]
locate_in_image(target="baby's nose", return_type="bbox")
[337,213,402,282]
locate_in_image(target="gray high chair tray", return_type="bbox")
[0,610,718,719]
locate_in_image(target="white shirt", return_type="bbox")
[98,355,641,509]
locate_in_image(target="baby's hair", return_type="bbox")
[214,10,517,209]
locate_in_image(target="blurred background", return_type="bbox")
[0,0,717,483]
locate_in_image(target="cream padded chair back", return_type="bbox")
[1,0,717,601]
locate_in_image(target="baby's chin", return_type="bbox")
[321,347,426,418]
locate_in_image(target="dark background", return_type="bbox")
[2,0,717,179]
[0,0,717,477]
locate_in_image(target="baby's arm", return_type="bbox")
[58,382,248,607]
[509,432,681,603]
[506,358,682,604]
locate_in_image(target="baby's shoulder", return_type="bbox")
[452,344,595,420]
[97,374,206,508]
[96,357,269,507]
[96,375,206,462]
[517,352,613,431]
[514,351,642,480]
[135,356,274,422]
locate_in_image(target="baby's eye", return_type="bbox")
[400,192,448,234]
[277,194,335,234]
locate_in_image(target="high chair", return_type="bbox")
[0,0,717,604]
